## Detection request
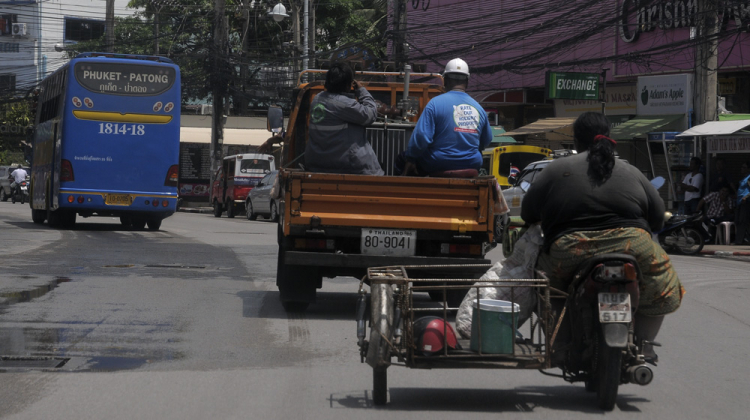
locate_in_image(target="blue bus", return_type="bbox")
[30,53,181,230]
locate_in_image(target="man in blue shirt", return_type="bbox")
[400,58,493,176]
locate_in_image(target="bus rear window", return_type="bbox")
[240,159,271,174]
[74,62,176,96]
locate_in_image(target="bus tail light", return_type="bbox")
[164,165,178,187]
[61,160,74,181]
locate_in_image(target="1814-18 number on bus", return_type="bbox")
[98,123,145,136]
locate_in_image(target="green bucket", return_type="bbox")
[470,299,520,354]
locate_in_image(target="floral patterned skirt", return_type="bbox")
[537,227,684,316]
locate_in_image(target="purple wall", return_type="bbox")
[403,0,750,93]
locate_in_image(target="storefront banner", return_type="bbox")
[545,71,600,100]
[554,85,637,117]
[637,74,692,115]
[707,136,750,153]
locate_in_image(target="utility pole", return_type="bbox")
[154,4,160,55]
[211,0,227,188]
[394,0,408,69]
[695,0,719,125]
[105,0,114,52]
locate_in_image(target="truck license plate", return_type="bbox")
[598,293,632,323]
[361,228,416,257]
[105,193,133,206]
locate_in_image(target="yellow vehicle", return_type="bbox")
[481,144,552,188]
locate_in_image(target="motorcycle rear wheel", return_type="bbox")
[676,227,704,255]
[595,333,622,411]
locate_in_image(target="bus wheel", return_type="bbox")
[147,219,162,231]
[48,210,63,228]
[61,211,76,228]
[131,219,147,230]
[213,201,222,218]
[32,209,46,224]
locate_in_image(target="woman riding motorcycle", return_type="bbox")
[521,111,684,364]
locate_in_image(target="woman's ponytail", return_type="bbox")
[573,112,616,184]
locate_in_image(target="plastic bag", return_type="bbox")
[456,224,543,339]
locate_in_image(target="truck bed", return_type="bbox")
[282,171,496,234]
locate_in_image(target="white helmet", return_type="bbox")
[444,58,470,77]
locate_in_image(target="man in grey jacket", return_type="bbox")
[304,62,383,175]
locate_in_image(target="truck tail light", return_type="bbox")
[441,243,481,255]
[294,238,334,250]
[164,165,179,187]
[61,159,74,181]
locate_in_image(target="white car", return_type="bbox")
[245,170,280,222]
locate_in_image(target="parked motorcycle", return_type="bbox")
[556,253,654,410]
[655,212,707,255]
[11,178,29,205]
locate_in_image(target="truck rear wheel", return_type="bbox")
[276,237,318,312]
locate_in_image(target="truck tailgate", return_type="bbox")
[283,172,495,233]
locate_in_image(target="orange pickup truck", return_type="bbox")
[272,70,503,312]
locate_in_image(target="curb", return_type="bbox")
[700,250,750,257]
[177,207,214,214]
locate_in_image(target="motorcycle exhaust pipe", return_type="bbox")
[627,365,653,385]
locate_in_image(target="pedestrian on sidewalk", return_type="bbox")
[678,157,703,215]
[734,162,750,245]
[696,183,734,243]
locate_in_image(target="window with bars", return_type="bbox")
[0,74,16,94]
[64,18,105,42]
[0,14,17,36]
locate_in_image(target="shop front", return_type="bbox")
[609,74,693,181]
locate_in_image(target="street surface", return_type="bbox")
[1,202,749,419]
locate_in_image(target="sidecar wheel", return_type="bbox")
[373,367,388,406]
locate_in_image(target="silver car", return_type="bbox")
[245,170,280,222]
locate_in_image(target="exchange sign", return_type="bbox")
[545,71,600,100]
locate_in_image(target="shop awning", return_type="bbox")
[676,120,750,137]
[490,126,516,144]
[503,117,577,136]
[719,114,750,121]
[609,114,684,140]
[180,127,271,145]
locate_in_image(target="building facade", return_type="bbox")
[0,0,133,97]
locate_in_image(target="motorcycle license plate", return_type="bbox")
[361,228,416,257]
[598,293,632,323]
[105,193,133,206]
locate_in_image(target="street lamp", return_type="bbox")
[267,1,309,72]
[268,3,289,22]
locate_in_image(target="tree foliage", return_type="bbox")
[62,0,388,113]
[0,100,33,164]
